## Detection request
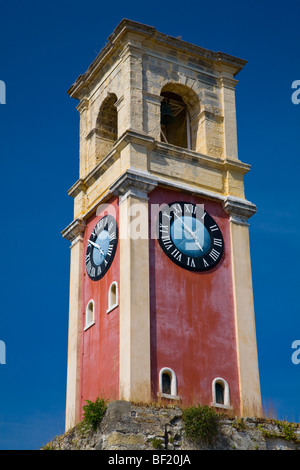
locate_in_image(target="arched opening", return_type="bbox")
[85,300,95,330]
[162,372,171,395]
[158,367,178,399]
[107,281,118,313]
[160,91,190,149]
[160,84,200,151]
[215,382,224,405]
[96,93,118,160]
[212,378,231,408]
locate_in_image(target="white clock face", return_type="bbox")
[157,201,224,272]
[86,215,118,281]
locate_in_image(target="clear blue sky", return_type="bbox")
[0,0,299,450]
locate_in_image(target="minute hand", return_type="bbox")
[88,240,105,256]
[173,213,203,251]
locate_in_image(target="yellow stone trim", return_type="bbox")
[223,200,262,417]
[118,190,152,402]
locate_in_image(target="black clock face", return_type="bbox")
[86,214,118,281]
[157,201,224,272]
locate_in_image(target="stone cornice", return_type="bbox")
[153,139,251,175]
[68,179,87,198]
[67,130,251,199]
[62,174,257,241]
[67,19,247,100]
[110,169,158,198]
[63,168,257,238]
[222,196,257,225]
[61,218,86,242]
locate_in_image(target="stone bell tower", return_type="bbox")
[62,19,262,431]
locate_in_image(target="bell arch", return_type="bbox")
[95,92,118,161]
[160,83,201,152]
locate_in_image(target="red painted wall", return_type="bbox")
[79,197,120,416]
[149,188,240,412]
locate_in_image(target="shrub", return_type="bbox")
[182,405,220,445]
[150,437,163,449]
[81,396,108,430]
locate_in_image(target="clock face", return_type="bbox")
[86,214,118,281]
[157,201,224,272]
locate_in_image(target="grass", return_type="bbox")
[182,404,220,445]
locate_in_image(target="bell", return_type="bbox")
[161,101,174,125]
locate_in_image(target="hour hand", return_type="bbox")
[88,240,105,255]
[174,213,203,251]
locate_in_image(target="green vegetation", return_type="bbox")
[232,417,247,431]
[80,396,108,431]
[275,420,297,441]
[182,405,220,445]
[258,420,300,443]
[150,437,164,449]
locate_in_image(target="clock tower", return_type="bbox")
[62,19,262,430]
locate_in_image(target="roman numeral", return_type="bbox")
[109,231,116,241]
[187,257,196,267]
[95,219,104,233]
[203,259,209,268]
[163,211,172,220]
[210,224,219,232]
[213,238,223,247]
[184,204,192,213]
[171,203,182,214]
[163,238,173,250]
[171,248,182,261]
[159,223,169,233]
[86,261,92,273]
[107,245,113,256]
[209,249,220,261]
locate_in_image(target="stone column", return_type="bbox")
[77,98,90,179]
[142,91,163,140]
[223,197,262,417]
[62,218,86,430]
[119,44,144,135]
[110,171,157,403]
[220,76,239,160]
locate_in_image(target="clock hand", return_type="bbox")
[88,240,105,256]
[173,213,203,251]
[191,237,203,252]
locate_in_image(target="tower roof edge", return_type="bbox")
[67,19,247,100]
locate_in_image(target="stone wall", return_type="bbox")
[43,401,300,451]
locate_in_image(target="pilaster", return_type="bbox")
[77,98,90,179]
[220,76,239,160]
[223,197,262,417]
[62,219,86,429]
[110,171,157,402]
[120,44,144,134]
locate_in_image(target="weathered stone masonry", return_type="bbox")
[44,401,300,451]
